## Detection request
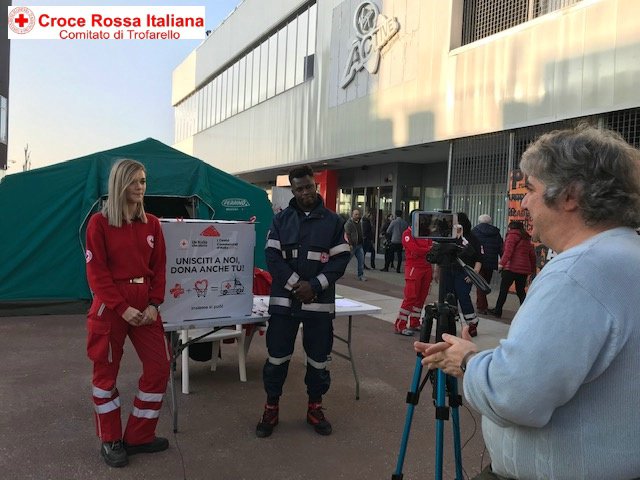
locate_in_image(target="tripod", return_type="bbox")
[392,238,491,479]
[392,294,464,480]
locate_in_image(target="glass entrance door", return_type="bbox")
[376,186,393,254]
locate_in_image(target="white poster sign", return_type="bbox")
[271,186,293,214]
[160,219,255,322]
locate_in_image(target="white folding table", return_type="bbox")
[163,313,266,433]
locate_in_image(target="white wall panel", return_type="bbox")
[613,0,640,107]
[172,51,197,106]
[581,1,616,112]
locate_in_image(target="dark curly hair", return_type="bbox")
[288,165,314,183]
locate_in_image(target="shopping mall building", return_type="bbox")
[172,0,640,246]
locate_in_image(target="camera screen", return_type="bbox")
[411,211,457,240]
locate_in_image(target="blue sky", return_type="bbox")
[6,0,242,174]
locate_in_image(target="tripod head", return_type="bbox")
[420,293,457,344]
[418,239,489,346]
[410,209,489,292]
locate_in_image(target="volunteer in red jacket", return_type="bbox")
[394,218,434,336]
[85,159,170,468]
[488,221,536,318]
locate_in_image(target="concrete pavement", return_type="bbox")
[0,255,525,480]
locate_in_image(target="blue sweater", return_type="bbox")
[463,227,640,479]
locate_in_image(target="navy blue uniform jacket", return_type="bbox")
[266,196,351,320]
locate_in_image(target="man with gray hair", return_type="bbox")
[472,214,503,314]
[415,125,640,479]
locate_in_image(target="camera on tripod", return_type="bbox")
[411,210,491,292]
[411,210,458,242]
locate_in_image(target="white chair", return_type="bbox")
[181,324,247,394]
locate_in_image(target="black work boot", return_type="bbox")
[124,437,169,455]
[101,440,128,468]
[256,403,279,438]
[307,402,332,435]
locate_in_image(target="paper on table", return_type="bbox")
[335,298,361,308]
[252,296,269,316]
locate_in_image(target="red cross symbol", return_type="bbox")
[14,13,30,28]
[8,7,36,35]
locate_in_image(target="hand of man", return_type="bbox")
[140,305,159,325]
[291,281,316,304]
[413,326,477,377]
[122,306,144,326]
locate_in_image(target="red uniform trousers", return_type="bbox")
[395,265,433,332]
[87,284,171,444]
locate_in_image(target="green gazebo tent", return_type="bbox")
[0,138,272,313]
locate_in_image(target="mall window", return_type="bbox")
[449,132,511,232]
[338,189,353,220]
[604,108,640,149]
[461,0,582,46]
[175,1,317,143]
[0,96,7,144]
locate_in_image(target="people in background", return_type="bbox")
[344,208,367,281]
[488,221,535,319]
[361,210,376,270]
[436,212,482,337]
[382,210,408,272]
[379,213,395,270]
[415,126,640,479]
[394,214,434,336]
[85,159,170,468]
[471,214,503,315]
[258,165,350,438]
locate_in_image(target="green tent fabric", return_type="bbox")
[0,138,273,306]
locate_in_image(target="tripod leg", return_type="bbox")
[392,356,424,480]
[392,317,435,480]
[448,376,464,480]
[435,369,448,480]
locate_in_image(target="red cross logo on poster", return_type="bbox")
[8,7,36,35]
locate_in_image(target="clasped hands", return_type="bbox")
[413,325,478,378]
[122,305,158,326]
[291,280,316,304]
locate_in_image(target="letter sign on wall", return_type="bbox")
[341,1,400,89]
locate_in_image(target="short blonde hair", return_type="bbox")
[102,159,147,227]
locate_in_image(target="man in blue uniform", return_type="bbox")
[256,166,351,438]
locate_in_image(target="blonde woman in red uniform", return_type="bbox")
[85,159,170,468]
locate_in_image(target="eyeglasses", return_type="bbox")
[293,183,317,194]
